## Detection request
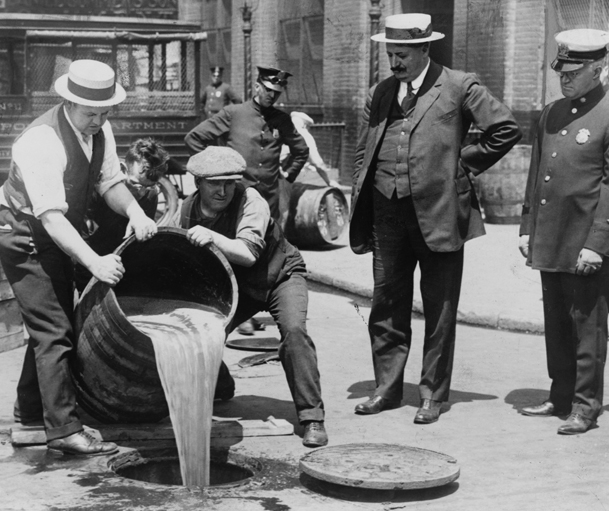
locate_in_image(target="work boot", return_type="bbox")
[302,421,328,448]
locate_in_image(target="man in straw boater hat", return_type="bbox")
[350,13,521,423]
[180,146,328,448]
[0,59,158,455]
[519,29,609,434]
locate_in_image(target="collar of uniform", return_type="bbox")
[251,98,269,114]
[570,82,605,109]
[547,83,606,134]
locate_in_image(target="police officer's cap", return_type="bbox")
[186,147,245,180]
[552,29,609,72]
[257,66,292,92]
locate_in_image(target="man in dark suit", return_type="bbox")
[519,29,609,435]
[350,13,521,423]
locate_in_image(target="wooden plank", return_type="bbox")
[10,416,294,446]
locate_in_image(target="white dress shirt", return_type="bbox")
[3,105,124,218]
[397,59,431,104]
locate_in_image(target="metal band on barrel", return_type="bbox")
[67,78,116,101]
[385,24,433,41]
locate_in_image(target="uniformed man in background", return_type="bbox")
[519,29,609,435]
[185,66,309,224]
[200,66,241,119]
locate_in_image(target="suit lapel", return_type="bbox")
[410,61,443,130]
[374,77,399,147]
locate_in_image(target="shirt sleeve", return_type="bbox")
[96,121,126,197]
[11,125,69,217]
[234,188,269,260]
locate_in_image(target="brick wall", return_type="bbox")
[219,0,546,182]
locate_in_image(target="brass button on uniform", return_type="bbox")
[551,152,557,157]
[541,199,547,205]
[571,108,577,114]
[561,130,567,135]
[545,176,550,182]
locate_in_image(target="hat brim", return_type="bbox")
[551,58,587,73]
[54,74,126,107]
[371,32,445,43]
[198,173,244,180]
[260,80,285,92]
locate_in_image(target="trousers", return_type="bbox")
[540,267,609,419]
[225,274,324,423]
[368,189,463,402]
[0,208,82,441]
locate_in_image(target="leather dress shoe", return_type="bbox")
[414,399,442,424]
[302,421,328,448]
[47,430,119,456]
[520,401,568,417]
[557,413,595,435]
[354,396,399,415]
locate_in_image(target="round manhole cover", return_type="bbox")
[299,443,459,490]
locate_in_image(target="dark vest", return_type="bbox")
[180,183,305,302]
[4,104,105,247]
[374,93,416,199]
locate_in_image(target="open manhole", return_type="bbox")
[109,448,262,489]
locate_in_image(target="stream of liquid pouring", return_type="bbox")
[118,296,226,487]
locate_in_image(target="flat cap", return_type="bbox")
[186,146,246,180]
[552,29,609,72]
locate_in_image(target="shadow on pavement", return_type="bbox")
[213,395,298,426]
[300,473,459,503]
[504,388,549,411]
[348,381,497,409]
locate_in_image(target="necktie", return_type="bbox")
[401,82,415,113]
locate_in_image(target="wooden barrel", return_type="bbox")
[285,183,349,248]
[72,227,238,424]
[477,145,531,224]
[0,263,24,354]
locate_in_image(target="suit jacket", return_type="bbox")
[520,84,609,272]
[349,61,522,254]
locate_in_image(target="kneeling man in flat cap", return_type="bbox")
[180,146,328,448]
[519,29,609,434]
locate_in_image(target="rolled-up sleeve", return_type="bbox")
[96,121,125,197]
[235,188,270,260]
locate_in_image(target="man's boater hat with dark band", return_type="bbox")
[257,66,292,92]
[551,29,609,72]
[371,13,445,44]
[54,59,126,107]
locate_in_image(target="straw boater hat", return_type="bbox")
[186,146,246,180]
[371,13,445,44]
[551,29,609,73]
[54,59,126,107]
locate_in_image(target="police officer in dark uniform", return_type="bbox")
[185,66,309,223]
[519,29,609,435]
[201,66,241,119]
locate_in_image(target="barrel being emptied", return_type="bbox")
[285,183,349,248]
[72,227,237,424]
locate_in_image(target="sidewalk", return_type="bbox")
[300,194,544,335]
